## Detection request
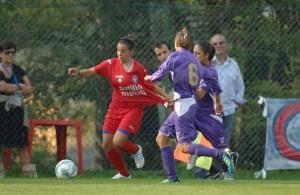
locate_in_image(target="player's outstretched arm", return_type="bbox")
[144,75,152,81]
[152,84,171,100]
[68,67,96,78]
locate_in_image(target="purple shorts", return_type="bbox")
[159,111,177,138]
[193,108,228,149]
[159,104,228,148]
[160,110,197,144]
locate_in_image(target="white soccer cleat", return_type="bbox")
[222,172,235,181]
[186,154,197,170]
[132,145,145,169]
[111,173,132,180]
[22,163,38,178]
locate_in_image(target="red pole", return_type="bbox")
[55,125,67,162]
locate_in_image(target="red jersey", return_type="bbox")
[94,58,165,108]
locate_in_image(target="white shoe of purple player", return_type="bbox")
[186,154,197,170]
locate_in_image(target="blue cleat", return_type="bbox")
[221,149,234,178]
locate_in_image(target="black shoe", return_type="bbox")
[207,171,224,180]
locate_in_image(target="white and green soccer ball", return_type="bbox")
[55,159,78,179]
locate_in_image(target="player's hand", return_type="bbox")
[215,102,223,116]
[68,68,79,76]
[144,75,152,81]
[167,100,174,108]
[167,100,174,112]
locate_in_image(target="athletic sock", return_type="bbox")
[188,143,220,159]
[120,140,139,154]
[161,146,177,180]
[105,147,129,176]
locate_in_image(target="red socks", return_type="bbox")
[105,147,129,176]
[120,140,138,154]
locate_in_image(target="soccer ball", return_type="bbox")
[55,159,78,179]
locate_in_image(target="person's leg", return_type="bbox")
[18,146,37,177]
[156,132,178,182]
[103,132,130,178]
[18,147,31,166]
[179,109,234,178]
[119,139,138,154]
[194,112,235,178]
[115,107,144,169]
[181,143,234,178]
[157,111,179,182]
[116,107,143,155]
[14,122,37,177]
[184,143,222,159]
[222,113,236,145]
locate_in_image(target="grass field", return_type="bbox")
[1,177,300,195]
[1,169,300,195]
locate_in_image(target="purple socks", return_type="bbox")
[161,146,177,180]
[188,143,222,160]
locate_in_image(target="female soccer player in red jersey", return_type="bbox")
[68,36,169,179]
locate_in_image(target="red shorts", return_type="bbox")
[102,105,144,134]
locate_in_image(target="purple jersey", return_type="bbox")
[151,48,204,100]
[197,65,222,114]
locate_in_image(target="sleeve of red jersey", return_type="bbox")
[94,59,111,77]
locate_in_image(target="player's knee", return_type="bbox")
[112,139,123,148]
[102,141,113,151]
[180,144,189,153]
[156,133,163,146]
[156,132,169,148]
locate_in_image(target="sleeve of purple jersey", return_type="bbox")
[206,68,222,94]
[209,78,222,94]
[151,58,173,82]
[199,79,208,91]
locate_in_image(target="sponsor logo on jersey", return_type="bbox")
[132,75,138,83]
[119,84,147,96]
[116,75,123,83]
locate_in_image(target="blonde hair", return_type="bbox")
[175,27,192,50]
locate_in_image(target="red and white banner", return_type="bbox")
[260,97,300,171]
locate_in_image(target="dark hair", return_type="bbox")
[196,41,215,61]
[153,40,170,55]
[0,41,16,52]
[175,27,192,50]
[153,40,170,50]
[118,35,135,50]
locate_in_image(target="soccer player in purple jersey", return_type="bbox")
[145,29,234,183]
[186,41,238,179]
